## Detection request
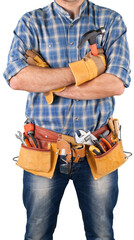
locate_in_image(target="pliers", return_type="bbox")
[24,119,38,148]
[99,134,112,150]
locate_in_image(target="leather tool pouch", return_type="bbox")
[17,146,51,173]
[86,131,127,180]
[16,125,85,178]
[16,132,59,179]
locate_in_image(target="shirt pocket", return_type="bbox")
[39,40,68,68]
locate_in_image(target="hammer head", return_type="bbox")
[78,27,105,50]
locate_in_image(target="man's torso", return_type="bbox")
[25,0,116,136]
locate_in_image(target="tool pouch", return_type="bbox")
[86,137,127,180]
[16,138,59,179]
[16,124,85,178]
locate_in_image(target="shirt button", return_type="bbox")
[70,23,73,27]
[48,44,52,48]
[70,42,74,45]
[75,118,79,121]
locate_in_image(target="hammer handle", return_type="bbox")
[90,44,98,56]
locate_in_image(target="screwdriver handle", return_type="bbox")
[113,119,119,137]
[108,117,115,133]
[23,136,32,147]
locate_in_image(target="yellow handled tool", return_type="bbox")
[89,145,101,156]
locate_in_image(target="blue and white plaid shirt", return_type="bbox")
[4,0,131,136]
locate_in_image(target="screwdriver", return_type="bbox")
[108,116,115,134]
[23,136,32,147]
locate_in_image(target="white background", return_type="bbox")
[0,0,134,239]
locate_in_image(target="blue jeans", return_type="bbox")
[23,157,118,240]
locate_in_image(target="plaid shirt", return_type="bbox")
[3,0,131,136]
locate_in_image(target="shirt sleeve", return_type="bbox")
[3,12,38,85]
[103,13,131,88]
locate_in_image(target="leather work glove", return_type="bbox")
[25,50,65,104]
[25,49,49,67]
[69,48,106,86]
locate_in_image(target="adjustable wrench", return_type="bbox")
[75,130,106,154]
[74,130,97,145]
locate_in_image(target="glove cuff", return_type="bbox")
[44,87,65,104]
[69,59,97,86]
[69,55,106,86]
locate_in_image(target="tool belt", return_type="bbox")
[17,125,86,179]
[16,123,128,180]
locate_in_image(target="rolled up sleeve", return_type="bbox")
[3,12,38,85]
[104,13,131,88]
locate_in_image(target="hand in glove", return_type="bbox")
[69,48,106,86]
[25,50,65,104]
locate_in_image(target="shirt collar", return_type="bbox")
[53,0,88,20]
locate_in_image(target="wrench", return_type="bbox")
[74,130,97,145]
[75,130,110,154]
[15,131,27,146]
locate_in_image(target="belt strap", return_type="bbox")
[34,124,110,143]
[34,124,110,163]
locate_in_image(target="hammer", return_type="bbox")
[78,27,105,56]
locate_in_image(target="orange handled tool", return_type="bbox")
[99,134,112,149]
[24,119,38,148]
[23,136,32,147]
[78,27,105,56]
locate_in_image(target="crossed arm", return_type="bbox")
[10,65,125,100]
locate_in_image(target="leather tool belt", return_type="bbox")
[16,124,127,180]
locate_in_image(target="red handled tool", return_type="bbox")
[78,27,105,56]
[24,119,38,148]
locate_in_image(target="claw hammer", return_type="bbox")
[78,27,105,56]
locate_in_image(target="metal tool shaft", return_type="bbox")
[15,131,27,146]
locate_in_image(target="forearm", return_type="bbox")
[54,73,125,100]
[10,65,75,92]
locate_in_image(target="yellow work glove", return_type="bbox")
[25,49,49,67]
[25,50,65,104]
[69,48,106,86]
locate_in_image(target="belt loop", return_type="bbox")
[73,145,86,163]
